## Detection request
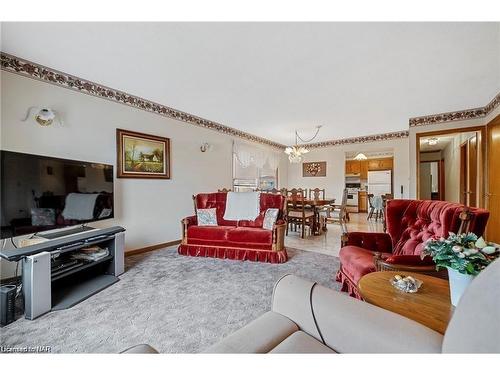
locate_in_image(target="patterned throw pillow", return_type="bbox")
[262,208,279,230]
[196,208,218,226]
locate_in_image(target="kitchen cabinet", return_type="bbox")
[358,191,368,212]
[345,160,361,174]
[367,158,393,171]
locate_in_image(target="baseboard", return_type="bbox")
[125,240,181,257]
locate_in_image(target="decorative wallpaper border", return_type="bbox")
[409,92,500,127]
[3,51,494,150]
[0,52,284,149]
[303,130,409,149]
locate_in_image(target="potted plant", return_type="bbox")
[422,232,499,306]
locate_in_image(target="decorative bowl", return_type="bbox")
[390,274,423,293]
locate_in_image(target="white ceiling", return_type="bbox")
[419,135,455,152]
[1,22,499,145]
[419,131,478,151]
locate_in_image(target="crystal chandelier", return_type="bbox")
[284,145,309,163]
[284,126,321,163]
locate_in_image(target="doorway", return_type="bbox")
[459,135,478,206]
[416,126,485,207]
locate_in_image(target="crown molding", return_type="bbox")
[0,52,284,149]
[303,130,409,149]
[409,92,500,127]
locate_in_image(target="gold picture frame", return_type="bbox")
[116,128,171,179]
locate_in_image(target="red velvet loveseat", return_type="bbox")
[336,199,489,299]
[178,192,288,263]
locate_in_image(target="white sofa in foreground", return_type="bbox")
[205,259,500,354]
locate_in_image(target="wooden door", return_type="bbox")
[468,135,478,207]
[487,115,500,243]
[460,143,468,205]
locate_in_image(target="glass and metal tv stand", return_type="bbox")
[0,226,125,320]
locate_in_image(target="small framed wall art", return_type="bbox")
[303,161,326,177]
[116,128,171,179]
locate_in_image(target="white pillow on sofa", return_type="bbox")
[197,208,218,226]
[263,208,279,230]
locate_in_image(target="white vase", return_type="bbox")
[446,267,475,306]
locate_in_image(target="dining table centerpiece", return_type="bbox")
[421,232,500,306]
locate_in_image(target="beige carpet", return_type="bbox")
[0,247,340,353]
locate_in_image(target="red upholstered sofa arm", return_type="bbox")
[342,232,393,253]
[181,215,197,243]
[384,254,435,266]
[182,215,198,227]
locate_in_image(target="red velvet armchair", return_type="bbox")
[178,192,288,263]
[336,199,489,299]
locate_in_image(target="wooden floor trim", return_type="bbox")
[125,239,181,257]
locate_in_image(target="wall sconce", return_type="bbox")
[200,143,213,153]
[22,107,62,127]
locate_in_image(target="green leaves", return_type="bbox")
[422,232,498,276]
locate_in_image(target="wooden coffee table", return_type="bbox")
[358,271,453,334]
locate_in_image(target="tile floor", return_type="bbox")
[284,212,384,257]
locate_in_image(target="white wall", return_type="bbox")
[286,138,410,201]
[0,71,287,278]
[420,151,442,162]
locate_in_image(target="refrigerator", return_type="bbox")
[367,170,392,196]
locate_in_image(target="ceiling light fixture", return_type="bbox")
[354,153,368,160]
[284,126,322,163]
[428,138,439,146]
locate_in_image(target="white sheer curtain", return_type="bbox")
[233,141,280,191]
[233,141,279,170]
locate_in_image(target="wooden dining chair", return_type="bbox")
[367,193,375,220]
[381,193,393,230]
[309,188,327,234]
[286,188,305,199]
[367,194,384,221]
[218,188,232,193]
[326,188,349,231]
[286,194,315,239]
[309,188,325,200]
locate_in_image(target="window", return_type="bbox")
[232,142,279,192]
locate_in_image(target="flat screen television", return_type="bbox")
[1,150,114,239]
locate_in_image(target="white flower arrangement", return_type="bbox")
[421,232,500,275]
